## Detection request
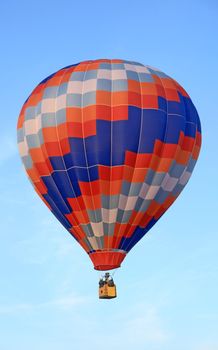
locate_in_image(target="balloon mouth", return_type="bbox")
[89,250,126,271]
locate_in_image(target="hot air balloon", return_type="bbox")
[17,59,201,299]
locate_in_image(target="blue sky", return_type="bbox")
[0,0,217,349]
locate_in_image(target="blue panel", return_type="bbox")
[119,227,145,251]
[43,193,72,230]
[182,97,199,124]
[61,63,79,70]
[89,166,99,181]
[70,181,82,197]
[122,106,141,152]
[158,96,167,110]
[95,120,111,165]
[139,109,166,152]
[63,153,74,169]
[39,72,56,84]
[165,114,185,143]
[41,181,71,214]
[49,156,66,170]
[118,218,157,252]
[52,172,75,198]
[68,139,87,167]
[185,121,197,138]
[52,209,72,230]
[168,99,186,116]
[85,135,100,166]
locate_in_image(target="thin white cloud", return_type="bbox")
[0,134,17,165]
[121,306,170,345]
[85,302,171,349]
[196,345,218,350]
[0,294,88,314]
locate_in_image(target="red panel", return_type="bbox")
[96,105,111,121]
[68,196,86,211]
[83,120,96,137]
[66,107,82,123]
[89,250,126,270]
[112,105,128,120]
[164,88,180,102]
[142,95,158,109]
[128,91,141,107]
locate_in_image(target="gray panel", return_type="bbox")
[138,73,154,82]
[25,106,36,120]
[129,61,144,66]
[26,134,40,149]
[187,157,196,172]
[99,63,112,70]
[43,86,59,99]
[121,181,131,196]
[87,209,102,223]
[117,209,132,223]
[85,70,98,80]
[135,197,144,212]
[97,79,112,91]
[155,188,169,204]
[101,194,119,209]
[83,237,93,251]
[82,91,96,107]
[35,102,42,114]
[169,161,186,178]
[145,170,166,186]
[22,155,33,169]
[56,109,66,124]
[58,83,68,95]
[96,236,104,249]
[81,223,94,237]
[128,182,142,196]
[70,71,86,81]
[41,113,56,127]
[126,70,139,81]
[172,183,184,197]
[66,93,81,107]
[111,63,125,69]
[147,68,169,78]
[103,223,115,236]
[38,129,44,145]
[113,79,128,91]
[139,199,151,213]
[17,128,24,143]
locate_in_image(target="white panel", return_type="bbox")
[35,114,42,133]
[139,183,149,199]
[56,94,67,109]
[162,174,178,191]
[179,171,191,186]
[90,222,104,237]
[41,98,55,113]
[102,208,117,224]
[118,194,127,210]
[134,65,151,74]
[18,140,28,157]
[125,196,138,210]
[87,236,99,250]
[97,69,111,79]
[112,70,127,79]
[124,63,136,71]
[83,79,97,93]
[145,185,160,200]
[118,194,138,210]
[67,80,83,93]
[24,119,36,135]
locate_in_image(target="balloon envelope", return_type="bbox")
[17,59,201,270]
